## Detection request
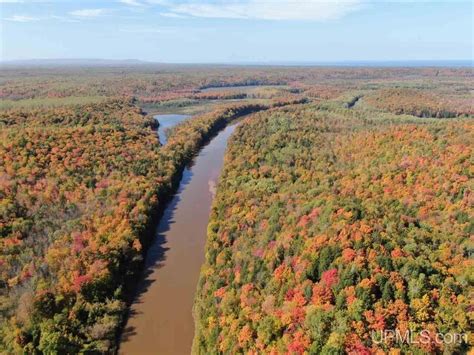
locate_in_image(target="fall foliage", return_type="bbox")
[193,102,473,353]
[1,65,472,353]
[0,96,270,352]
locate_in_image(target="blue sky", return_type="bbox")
[1,0,472,62]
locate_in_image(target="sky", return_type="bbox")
[0,0,472,63]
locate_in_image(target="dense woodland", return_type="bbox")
[0,94,272,351]
[193,104,473,354]
[0,65,472,353]
[364,88,473,118]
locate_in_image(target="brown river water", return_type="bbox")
[119,120,239,355]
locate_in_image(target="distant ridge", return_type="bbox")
[1,58,472,68]
[0,58,150,67]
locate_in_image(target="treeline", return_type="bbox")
[0,99,269,352]
[364,88,473,118]
[140,87,303,106]
[2,66,471,104]
[294,84,344,100]
[0,99,147,127]
[191,91,247,100]
[193,103,473,354]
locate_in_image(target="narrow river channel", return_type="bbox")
[155,114,190,145]
[119,119,240,355]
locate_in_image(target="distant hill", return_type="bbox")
[0,58,149,67]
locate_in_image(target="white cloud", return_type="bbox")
[3,14,80,23]
[119,0,145,7]
[69,9,107,18]
[145,0,167,4]
[160,12,188,19]
[120,26,178,33]
[50,15,80,23]
[153,0,363,21]
[4,15,39,22]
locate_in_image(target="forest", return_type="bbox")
[0,93,272,351]
[0,65,472,354]
[193,102,473,354]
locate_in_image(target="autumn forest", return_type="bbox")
[0,65,472,354]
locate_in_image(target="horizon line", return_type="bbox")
[1,58,472,68]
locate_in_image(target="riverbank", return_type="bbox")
[120,101,308,354]
[116,103,269,351]
[120,120,241,354]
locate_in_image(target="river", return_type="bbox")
[155,114,190,145]
[201,84,284,92]
[119,120,239,355]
